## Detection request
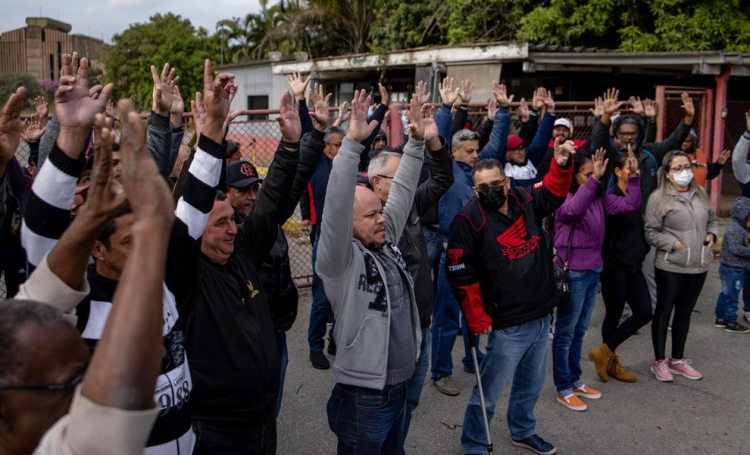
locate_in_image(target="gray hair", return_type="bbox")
[324,126,344,144]
[452,129,478,149]
[0,300,65,383]
[368,151,402,183]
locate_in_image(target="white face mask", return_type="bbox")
[672,169,693,187]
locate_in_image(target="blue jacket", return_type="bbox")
[721,196,750,270]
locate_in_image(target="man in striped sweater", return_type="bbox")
[21,54,229,455]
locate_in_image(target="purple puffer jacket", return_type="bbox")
[554,175,640,270]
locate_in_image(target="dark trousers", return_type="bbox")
[600,265,653,351]
[193,411,276,455]
[652,269,707,360]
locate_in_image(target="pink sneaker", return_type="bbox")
[668,358,703,380]
[650,359,673,382]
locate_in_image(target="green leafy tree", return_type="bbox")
[105,13,221,110]
[444,0,535,44]
[0,75,45,111]
[368,0,448,52]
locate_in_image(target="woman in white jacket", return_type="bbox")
[645,150,719,383]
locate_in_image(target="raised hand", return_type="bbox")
[22,113,46,143]
[517,97,529,122]
[602,88,623,116]
[118,99,174,228]
[82,113,127,222]
[346,90,378,143]
[287,72,311,101]
[487,98,498,120]
[717,149,731,166]
[627,144,639,175]
[643,98,658,119]
[407,93,425,141]
[34,96,49,127]
[492,81,513,107]
[309,83,333,131]
[531,87,545,111]
[0,87,25,165]
[201,59,236,142]
[151,63,179,116]
[538,87,555,113]
[590,96,604,117]
[439,76,459,106]
[458,79,473,104]
[422,103,441,151]
[592,147,609,179]
[378,83,389,107]
[55,52,113,155]
[332,101,350,128]
[553,136,574,166]
[190,91,207,139]
[276,90,301,143]
[629,96,644,116]
[681,92,695,124]
[415,80,431,104]
[170,84,185,127]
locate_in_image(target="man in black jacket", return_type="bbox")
[186,88,301,454]
[367,120,454,450]
[446,140,573,455]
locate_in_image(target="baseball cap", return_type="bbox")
[506,135,527,151]
[227,160,263,188]
[553,118,571,130]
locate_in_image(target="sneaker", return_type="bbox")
[725,322,750,334]
[714,318,728,328]
[573,384,601,399]
[433,376,460,396]
[309,351,330,370]
[608,355,637,383]
[668,358,703,380]
[650,359,674,382]
[511,434,557,455]
[557,394,587,411]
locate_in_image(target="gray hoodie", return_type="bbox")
[316,136,424,390]
[720,196,750,270]
[645,186,719,274]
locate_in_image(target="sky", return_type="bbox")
[1,1,264,43]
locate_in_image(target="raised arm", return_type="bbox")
[413,106,454,216]
[732,113,750,184]
[287,72,313,135]
[478,81,513,161]
[644,92,694,159]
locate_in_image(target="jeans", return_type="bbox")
[461,316,550,454]
[431,252,482,380]
[275,332,288,419]
[422,227,445,284]
[401,328,430,454]
[327,382,408,455]
[552,269,599,396]
[652,269,707,360]
[308,234,335,353]
[715,264,749,323]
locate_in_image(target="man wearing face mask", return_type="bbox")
[445,139,574,455]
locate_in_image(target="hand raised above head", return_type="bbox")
[151,63,179,116]
[277,90,302,144]
[0,86,25,162]
[346,90,378,143]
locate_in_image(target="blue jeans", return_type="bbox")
[327,382,407,455]
[552,269,599,396]
[275,332,288,419]
[308,235,334,353]
[461,316,550,454]
[422,227,445,285]
[715,264,748,323]
[431,252,482,380]
[401,328,430,454]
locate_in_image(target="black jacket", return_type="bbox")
[601,185,649,272]
[396,138,454,329]
[446,157,572,329]
[185,141,299,421]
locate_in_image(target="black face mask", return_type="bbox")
[478,186,507,212]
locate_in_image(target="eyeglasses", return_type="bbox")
[376,175,394,180]
[0,373,84,392]
[618,131,639,137]
[475,178,507,193]
[670,165,692,172]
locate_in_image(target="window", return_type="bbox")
[246,95,269,121]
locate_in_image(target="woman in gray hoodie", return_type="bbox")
[645,151,719,383]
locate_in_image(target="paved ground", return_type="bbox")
[277,255,750,455]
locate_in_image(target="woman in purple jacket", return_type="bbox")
[552,148,641,412]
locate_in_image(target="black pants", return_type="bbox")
[193,411,276,455]
[600,265,653,351]
[652,269,707,361]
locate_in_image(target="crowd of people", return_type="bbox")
[0,51,749,455]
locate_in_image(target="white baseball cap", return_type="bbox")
[553,118,571,130]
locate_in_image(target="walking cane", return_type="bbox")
[468,332,493,453]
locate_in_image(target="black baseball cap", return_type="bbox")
[227,160,263,188]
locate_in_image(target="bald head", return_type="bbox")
[353,186,386,249]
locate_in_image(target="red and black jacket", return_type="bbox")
[445,156,573,332]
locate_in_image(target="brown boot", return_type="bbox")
[589,344,614,382]
[608,355,637,382]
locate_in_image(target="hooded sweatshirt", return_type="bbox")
[720,196,750,270]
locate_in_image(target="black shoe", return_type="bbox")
[511,434,557,455]
[725,322,750,334]
[310,351,330,369]
[715,318,728,328]
[327,342,337,356]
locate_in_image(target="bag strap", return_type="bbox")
[563,223,576,271]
